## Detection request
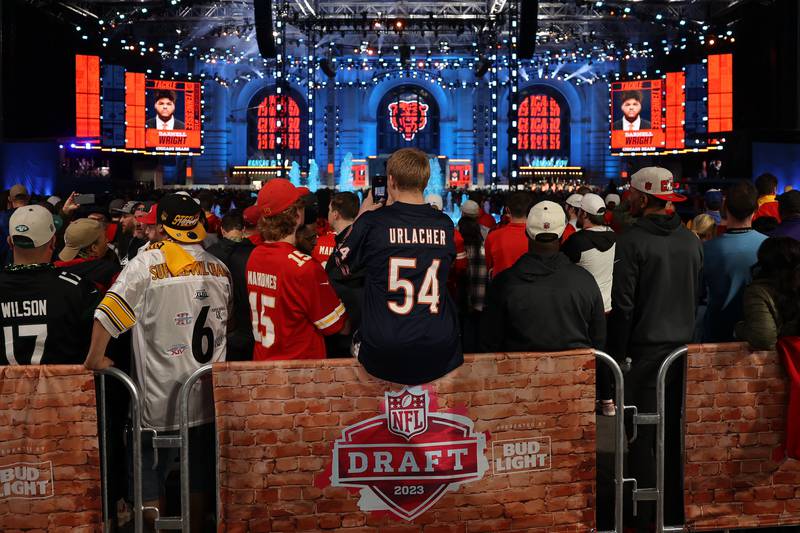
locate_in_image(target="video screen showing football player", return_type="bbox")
[146,90,185,130]
[613,90,651,131]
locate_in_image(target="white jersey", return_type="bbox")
[95,243,232,431]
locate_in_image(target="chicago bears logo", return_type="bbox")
[388,99,429,141]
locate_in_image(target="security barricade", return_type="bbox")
[96,368,143,533]
[0,365,103,532]
[207,350,625,532]
[683,343,800,531]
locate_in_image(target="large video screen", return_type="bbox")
[610,80,664,153]
[143,79,201,152]
[74,55,203,155]
[610,54,733,157]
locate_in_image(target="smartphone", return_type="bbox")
[372,175,388,204]
[74,193,95,205]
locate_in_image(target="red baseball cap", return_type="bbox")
[630,167,686,202]
[135,204,157,225]
[255,179,310,218]
[243,204,261,227]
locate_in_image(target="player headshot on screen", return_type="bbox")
[146,90,185,130]
[614,90,651,131]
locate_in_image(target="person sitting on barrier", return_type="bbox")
[736,237,800,350]
[702,180,766,343]
[246,179,349,360]
[324,192,363,358]
[207,210,256,361]
[84,193,232,531]
[481,200,606,354]
[333,147,462,384]
[0,205,100,365]
[606,167,702,530]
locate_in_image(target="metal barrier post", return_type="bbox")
[98,374,109,532]
[96,368,144,533]
[656,346,688,533]
[179,364,214,533]
[594,350,626,533]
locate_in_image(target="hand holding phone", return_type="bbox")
[372,175,388,204]
[73,193,96,205]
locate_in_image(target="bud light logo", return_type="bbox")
[327,387,488,521]
[388,99,429,141]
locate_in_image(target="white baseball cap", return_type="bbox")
[630,167,686,202]
[605,193,621,206]
[9,205,56,249]
[425,194,444,210]
[460,200,480,217]
[580,193,607,216]
[566,193,584,209]
[526,201,566,241]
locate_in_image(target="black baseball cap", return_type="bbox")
[157,193,206,243]
[777,190,800,215]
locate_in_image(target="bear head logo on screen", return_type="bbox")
[614,90,651,131]
[146,90,185,130]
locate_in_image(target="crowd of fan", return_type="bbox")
[1,150,799,531]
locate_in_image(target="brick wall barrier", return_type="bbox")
[0,365,102,533]
[213,350,597,532]
[684,342,800,531]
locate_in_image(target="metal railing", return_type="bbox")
[594,350,626,533]
[96,368,144,533]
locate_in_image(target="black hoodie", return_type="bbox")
[481,251,606,352]
[607,213,703,360]
[207,237,255,360]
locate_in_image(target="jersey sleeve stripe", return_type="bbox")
[456,252,468,260]
[97,294,136,330]
[105,291,136,322]
[96,305,126,334]
[313,302,346,330]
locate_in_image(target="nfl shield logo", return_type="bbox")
[386,389,428,440]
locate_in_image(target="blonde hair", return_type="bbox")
[690,213,716,241]
[386,148,430,192]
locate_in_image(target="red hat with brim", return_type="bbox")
[136,204,157,225]
[254,179,311,219]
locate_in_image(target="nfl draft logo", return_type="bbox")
[388,99,429,141]
[329,387,488,521]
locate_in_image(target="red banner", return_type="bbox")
[0,366,102,531]
[213,351,597,531]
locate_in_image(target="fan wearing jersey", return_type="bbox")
[85,194,231,529]
[335,148,463,385]
[0,205,100,365]
[246,179,349,360]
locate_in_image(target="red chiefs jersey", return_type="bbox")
[312,231,337,267]
[246,241,347,360]
[484,222,528,279]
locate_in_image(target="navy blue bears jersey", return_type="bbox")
[335,201,462,384]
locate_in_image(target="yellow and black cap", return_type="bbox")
[157,193,206,244]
